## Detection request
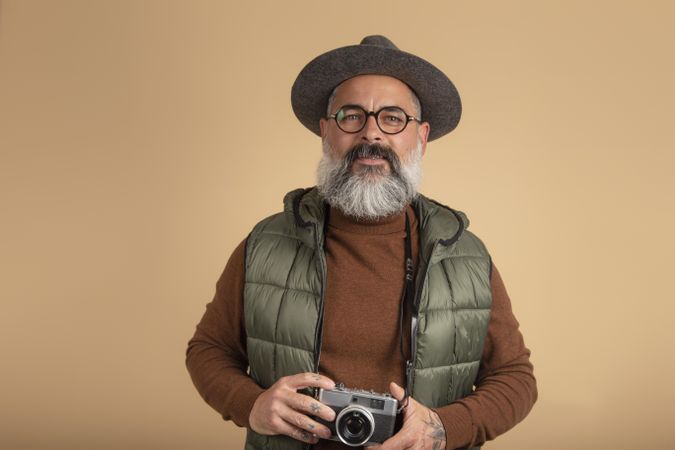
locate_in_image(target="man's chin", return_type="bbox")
[351,163,390,177]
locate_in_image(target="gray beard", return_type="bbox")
[316,140,423,220]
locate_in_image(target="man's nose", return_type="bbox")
[360,114,383,142]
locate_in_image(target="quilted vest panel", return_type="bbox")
[243,187,491,450]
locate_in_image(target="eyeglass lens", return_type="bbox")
[334,106,409,134]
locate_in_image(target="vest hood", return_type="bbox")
[282,186,469,247]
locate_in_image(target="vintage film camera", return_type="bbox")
[314,383,401,447]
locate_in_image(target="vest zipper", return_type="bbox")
[407,240,440,396]
[306,223,327,450]
[312,223,327,372]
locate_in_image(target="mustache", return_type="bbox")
[341,143,402,171]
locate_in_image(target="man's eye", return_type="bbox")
[383,114,404,123]
[343,113,362,121]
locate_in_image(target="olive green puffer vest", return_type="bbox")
[243,187,492,450]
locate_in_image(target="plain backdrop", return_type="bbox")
[1,1,674,449]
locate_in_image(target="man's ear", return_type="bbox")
[418,122,430,156]
[319,118,327,139]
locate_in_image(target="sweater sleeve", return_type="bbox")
[185,238,264,428]
[432,262,538,449]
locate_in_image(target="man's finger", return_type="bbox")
[278,404,332,439]
[288,391,336,422]
[284,372,336,390]
[274,418,320,445]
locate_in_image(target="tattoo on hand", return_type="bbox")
[308,423,315,430]
[310,402,321,414]
[312,374,321,381]
[298,430,310,442]
[424,410,446,448]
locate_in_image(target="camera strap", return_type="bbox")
[398,213,417,412]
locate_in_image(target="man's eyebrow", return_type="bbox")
[338,103,410,111]
[337,103,366,109]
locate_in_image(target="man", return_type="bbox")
[186,35,537,450]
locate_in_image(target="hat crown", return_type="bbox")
[359,35,399,50]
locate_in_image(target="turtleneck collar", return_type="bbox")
[328,204,416,235]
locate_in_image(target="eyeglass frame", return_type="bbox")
[326,104,422,135]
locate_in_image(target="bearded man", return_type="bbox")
[186,36,537,450]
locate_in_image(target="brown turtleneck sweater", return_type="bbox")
[185,205,537,449]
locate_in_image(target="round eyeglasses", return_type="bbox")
[327,105,420,135]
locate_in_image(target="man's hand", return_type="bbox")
[370,382,447,450]
[249,372,337,445]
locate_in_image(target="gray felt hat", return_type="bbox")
[291,35,461,142]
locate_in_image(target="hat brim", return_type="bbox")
[291,44,461,142]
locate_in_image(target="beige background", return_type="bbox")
[1,1,674,449]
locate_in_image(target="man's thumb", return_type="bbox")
[389,381,406,401]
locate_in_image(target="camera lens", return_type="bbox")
[335,406,374,447]
[345,415,365,435]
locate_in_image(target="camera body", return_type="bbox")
[315,383,400,447]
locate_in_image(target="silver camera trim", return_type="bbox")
[335,404,375,447]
